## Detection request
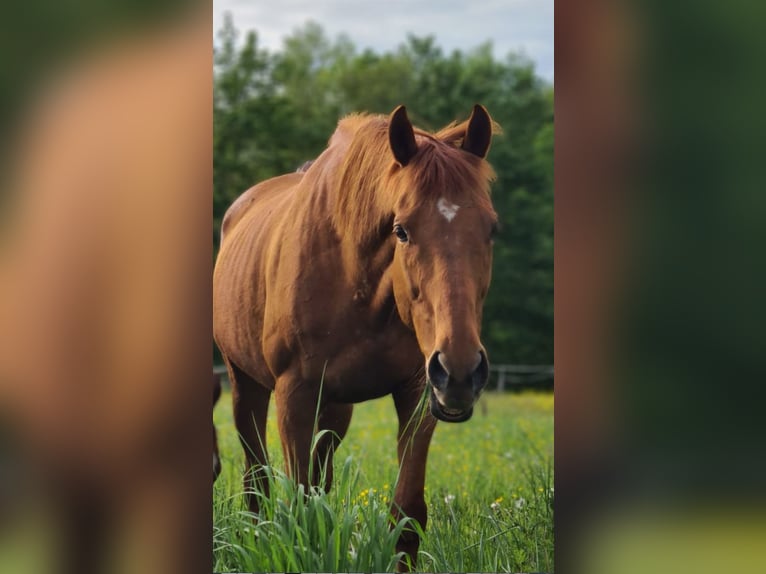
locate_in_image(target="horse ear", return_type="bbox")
[462,104,493,158]
[389,105,418,166]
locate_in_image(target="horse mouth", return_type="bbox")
[428,388,473,423]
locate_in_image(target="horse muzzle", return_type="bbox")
[426,349,489,423]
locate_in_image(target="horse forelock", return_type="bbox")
[329,114,497,247]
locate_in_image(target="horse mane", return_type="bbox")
[330,113,498,247]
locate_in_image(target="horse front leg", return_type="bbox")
[274,376,318,489]
[228,358,272,516]
[275,378,352,496]
[391,382,437,571]
[312,402,353,491]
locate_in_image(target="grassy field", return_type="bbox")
[213,388,553,573]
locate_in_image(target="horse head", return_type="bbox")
[387,105,498,423]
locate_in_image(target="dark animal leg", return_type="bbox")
[226,358,271,515]
[56,484,113,574]
[311,402,353,491]
[213,373,222,481]
[391,381,437,572]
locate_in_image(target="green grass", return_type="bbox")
[213,389,553,573]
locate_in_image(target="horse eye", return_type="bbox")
[393,224,409,243]
[490,222,500,240]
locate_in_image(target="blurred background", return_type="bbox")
[1,2,211,573]
[556,1,766,572]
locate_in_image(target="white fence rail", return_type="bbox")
[214,364,553,390]
[488,364,554,390]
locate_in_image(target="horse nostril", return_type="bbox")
[472,350,489,391]
[427,351,450,390]
[470,352,482,373]
[438,352,450,374]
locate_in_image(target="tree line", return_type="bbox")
[214,14,553,365]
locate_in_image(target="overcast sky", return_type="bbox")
[213,0,553,82]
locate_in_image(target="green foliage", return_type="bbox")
[214,390,554,572]
[213,17,553,364]
[213,461,413,572]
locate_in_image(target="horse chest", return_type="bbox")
[293,312,421,403]
[325,338,421,403]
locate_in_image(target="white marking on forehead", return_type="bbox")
[437,197,460,222]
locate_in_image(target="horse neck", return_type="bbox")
[299,117,399,288]
[306,158,395,291]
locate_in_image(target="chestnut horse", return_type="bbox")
[213,105,498,568]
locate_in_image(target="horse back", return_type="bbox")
[220,172,303,245]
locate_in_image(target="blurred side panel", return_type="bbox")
[0,2,212,574]
[554,0,641,569]
[556,0,766,572]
